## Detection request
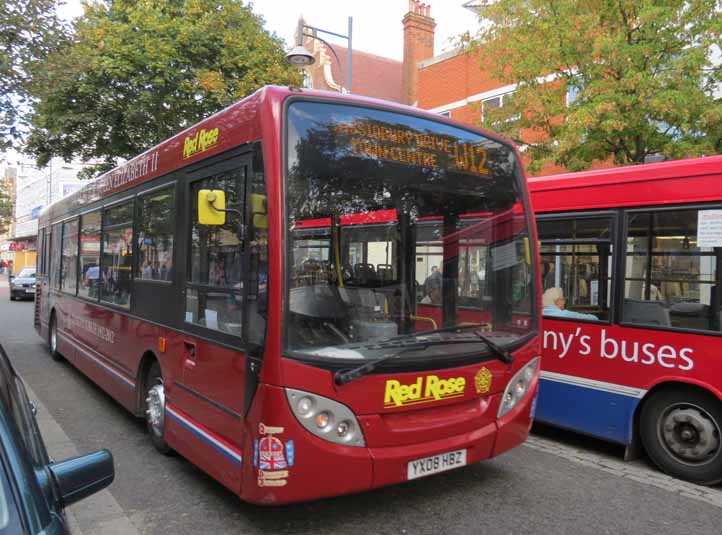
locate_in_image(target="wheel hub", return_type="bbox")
[661,406,720,464]
[146,383,166,437]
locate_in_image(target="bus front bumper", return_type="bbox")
[244,383,537,505]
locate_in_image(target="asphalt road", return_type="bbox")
[2,285,721,534]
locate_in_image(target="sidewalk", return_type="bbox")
[27,378,141,534]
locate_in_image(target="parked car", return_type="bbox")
[0,343,114,534]
[9,267,37,301]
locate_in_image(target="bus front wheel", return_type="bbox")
[145,362,172,455]
[640,387,722,485]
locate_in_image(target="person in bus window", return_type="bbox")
[542,287,597,320]
[423,265,441,297]
[421,276,442,305]
[142,261,153,279]
[160,258,174,281]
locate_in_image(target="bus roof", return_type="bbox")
[38,85,518,226]
[529,155,722,213]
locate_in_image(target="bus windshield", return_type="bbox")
[285,101,535,363]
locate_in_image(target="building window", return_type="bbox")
[482,93,520,127]
[481,95,503,121]
[60,219,79,295]
[136,186,175,282]
[100,202,134,308]
[566,84,580,106]
[78,211,101,300]
[303,70,313,89]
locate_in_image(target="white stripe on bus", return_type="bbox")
[540,371,647,399]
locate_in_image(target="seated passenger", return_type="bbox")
[542,287,597,320]
[421,277,442,305]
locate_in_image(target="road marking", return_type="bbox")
[523,434,722,509]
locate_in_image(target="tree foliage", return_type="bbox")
[0,177,13,235]
[0,0,68,151]
[468,0,722,173]
[25,0,302,174]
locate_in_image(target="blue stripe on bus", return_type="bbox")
[535,377,641,445]
[166,405,242,466]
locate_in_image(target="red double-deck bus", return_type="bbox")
[34,86,540,504]
[530,155,722,485]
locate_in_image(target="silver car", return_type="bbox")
[9,267,37,301]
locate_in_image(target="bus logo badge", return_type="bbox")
[254,423,294,487]
[183,127,220,159]
[475,367,492,394]
[383,375,466,408]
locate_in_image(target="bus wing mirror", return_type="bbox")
[198,190,226,225]
[251,193,268,230]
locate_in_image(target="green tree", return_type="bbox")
[467,0,722,173]
[0,0,68,151]
[0,178,13,235]
[25,0,302,175]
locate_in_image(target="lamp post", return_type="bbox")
[286,17,353,93]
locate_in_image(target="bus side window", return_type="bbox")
[136,187,175,282]
[624,208,721,332]
[60,218,79,295]
[246,147,269,347]
[100,202,134,308]
[78,212,101,300]
[538,216,613,321]
[50,223,63,290]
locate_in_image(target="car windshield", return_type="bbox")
[284,101,535,363]
[16,268,35,278]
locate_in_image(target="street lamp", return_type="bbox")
[286,17,353,93]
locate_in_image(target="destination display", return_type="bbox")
[331,119,490,177]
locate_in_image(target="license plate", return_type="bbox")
[407,449,466,480]
[25,289,34,293]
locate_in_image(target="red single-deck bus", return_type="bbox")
[530,155,722,485]
[34,86,540,504]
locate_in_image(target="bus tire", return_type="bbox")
[640,387,722,485]
[49,314,63,362]
[145,362,172,455]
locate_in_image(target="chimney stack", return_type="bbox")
[402,0,436,106]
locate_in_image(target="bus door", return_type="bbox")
[176,155,254,489]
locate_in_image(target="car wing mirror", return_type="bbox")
[48,449,114,507]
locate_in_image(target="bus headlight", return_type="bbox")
[286,388,365,447]
[498,357,540,418]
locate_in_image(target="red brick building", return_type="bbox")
[296,18,403,102]
[297,1,607,175]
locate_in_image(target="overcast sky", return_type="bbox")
[57,1,481,61]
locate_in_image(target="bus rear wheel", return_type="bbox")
[49,315,63,362]
[640,387,722,485]
[145,362,172,455]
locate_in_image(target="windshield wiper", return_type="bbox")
[334,324,513,386]
[385,323,514,365]
[334,346,424,386]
